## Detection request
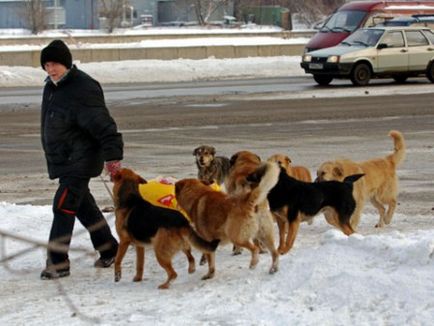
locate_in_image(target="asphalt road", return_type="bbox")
[0,85,433,221]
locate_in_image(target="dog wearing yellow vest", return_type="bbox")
[112,168,219,289]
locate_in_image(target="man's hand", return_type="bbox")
[105,160,121,181]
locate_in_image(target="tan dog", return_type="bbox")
[316,130,406,229]
[267,154,313,254]
[112,168,218,289]
[268,154,312,183]
[175,162,280,279]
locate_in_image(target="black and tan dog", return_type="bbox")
[247,167,364,253]
[112,168,219,289]
[193,145,231,185]
[267,153,313,255]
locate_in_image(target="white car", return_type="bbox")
[301,26,434,86]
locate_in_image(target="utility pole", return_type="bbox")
[53,0,58,29]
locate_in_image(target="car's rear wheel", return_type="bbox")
[427,62,434,83]
[393,76,408,84]
[350,63,371,86]
[313,75,333,86]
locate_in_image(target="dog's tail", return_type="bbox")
[182,227,220,253]
[248,162,280,206]
[388,130,406,166]
[343,173,364,184]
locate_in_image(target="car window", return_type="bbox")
[322,10,365,32]
[405,30,429,46]
[423,30,434,44]
[381,31,405,48]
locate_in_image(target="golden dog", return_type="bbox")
[316,130,406,229]
[175,162,280,279]
[112,168,218,289]
[267,154,313,254]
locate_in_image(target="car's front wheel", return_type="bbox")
[427,62,434,83]
[313,75,333,86]
[351,63,371,86]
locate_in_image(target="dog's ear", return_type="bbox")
[193,147,200,156]
[229,153,238,167]
[138,176,147,184]
[255,154,261,162]
[209,146,216,156]
[285,156,292,164]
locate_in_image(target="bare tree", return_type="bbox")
[19,0,47,34]
[99,0,129,33]
[289,0,344,27]
[192,0,231,25]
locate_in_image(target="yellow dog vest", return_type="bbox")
[138,176,220,219]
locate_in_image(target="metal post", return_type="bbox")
[54,0,58,29]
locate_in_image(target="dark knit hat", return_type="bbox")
[40,40,72,70]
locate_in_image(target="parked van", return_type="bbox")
[305,1,434,52]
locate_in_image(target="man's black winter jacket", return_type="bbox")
[41,66,123,179]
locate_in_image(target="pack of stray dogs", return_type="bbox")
[111,130,405,289]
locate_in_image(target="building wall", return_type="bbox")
[0,2,27,29]
[0,0,234,30]
[128,0,158,26]
[64,0,98,29]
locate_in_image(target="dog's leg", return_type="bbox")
[273,212,287,254]
[384,199,397,225]
[370,197,387,228]
[349,203,364,231]
[254,238,268,254]
[257,210,279,273]
[232,245,243,255]
[183,247,196,274]
[133,245,145,282]
[282,216,301,254]
[114,239,130,282]
[199,254,207,266]
[202,253,216,280]
[235,240,260,269]
[155,251,177,290]
[260,221,280,273]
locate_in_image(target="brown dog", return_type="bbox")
[267,154,313,254]
[225,150,263,195]
[175,162,280,279]
[112,168,218,289]
[193,145,231,185]
[224,150,267,255]
[316,130,406,229]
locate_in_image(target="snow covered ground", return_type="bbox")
[1,28,434,325]
[1,202,434,325]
